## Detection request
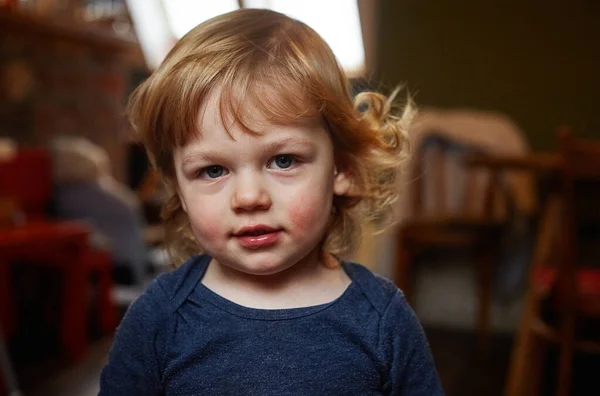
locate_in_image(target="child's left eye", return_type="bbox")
[268,154,296,170]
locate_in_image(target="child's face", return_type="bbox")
[173,92,350,276]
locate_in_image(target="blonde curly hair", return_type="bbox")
[127,8,413,266]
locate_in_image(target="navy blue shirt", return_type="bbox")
[99,255,444,395]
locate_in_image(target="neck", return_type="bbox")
[202,249,350,309]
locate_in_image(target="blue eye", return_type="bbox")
[270,155,295,169]
[200,165,227,179]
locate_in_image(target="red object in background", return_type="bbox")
[0,148,116,361]
[533,267,600,313]
[0,0,19,11]
[0,147,52,221]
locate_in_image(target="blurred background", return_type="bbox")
[1,1,599,395]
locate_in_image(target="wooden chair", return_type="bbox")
[503,127,600,396]
[395,135,510,350]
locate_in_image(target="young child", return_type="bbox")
[100,8,444,396]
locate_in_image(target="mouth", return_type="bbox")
[233,225,279,237]
[232,225,282,249]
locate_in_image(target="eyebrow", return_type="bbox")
[182,136,316,166]
[261,136,316,154]
[182,150,224,167]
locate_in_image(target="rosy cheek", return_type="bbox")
[196,219,220,241]
[188,204,222,243]
[288,193,329,234]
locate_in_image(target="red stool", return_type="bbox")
[1,148,116,360]
[0,220,116,360]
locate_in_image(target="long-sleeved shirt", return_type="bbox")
[99,255,445,395]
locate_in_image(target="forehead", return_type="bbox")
[175,118,330,168]
[196,86,324,142]
[174,95,327,162]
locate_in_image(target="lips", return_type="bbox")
[232,225,282,249]
[234,225,278,236]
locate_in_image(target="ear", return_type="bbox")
[333,167,351,196]
[180,195,188,213]
[177,189,188,213]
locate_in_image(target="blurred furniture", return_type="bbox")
[0,5,136,50]
[0,146,54,337]
[503,128,600,396]
[466,152,561,173]
[394,136,510,351]
[0,147,116,360]
[395,109,536,223]
[0,323,22,396]
[0,5,140,189]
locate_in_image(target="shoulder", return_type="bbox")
[124,255,210,324]
[153,255,210,304]
[100,257,209,394]
[342,261,407,317]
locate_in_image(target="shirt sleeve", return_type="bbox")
[99,280,171,396]
[380,291,445,396]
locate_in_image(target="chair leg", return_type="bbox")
[0,260,16,337]
[528,334,548,396]
[476,244,494,353]
[503,289,542,396]
[97,260,116,334]
[62,246,89,361]
[505,195,562,396]
[0,323,22,396]
[556,312,575,396]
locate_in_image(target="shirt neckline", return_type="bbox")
[190,256,357,321]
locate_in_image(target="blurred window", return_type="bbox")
[163,0,239,39]
[128,0,364,74]
[243,0,365,75]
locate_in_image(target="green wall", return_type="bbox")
[375,1,600,150]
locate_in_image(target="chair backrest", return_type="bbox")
[556,127,600,307]
[410,134,509,220]
[0,147,53,220]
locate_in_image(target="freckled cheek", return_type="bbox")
[287,193,331,235]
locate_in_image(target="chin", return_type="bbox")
[209,242,318,277]
[218,250,301,277]
[236,257,294,276]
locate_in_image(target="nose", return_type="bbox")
[231,171,271,213]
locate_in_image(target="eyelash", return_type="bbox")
[196,154,300,180]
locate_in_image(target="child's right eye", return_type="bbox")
[199,165,228,179]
